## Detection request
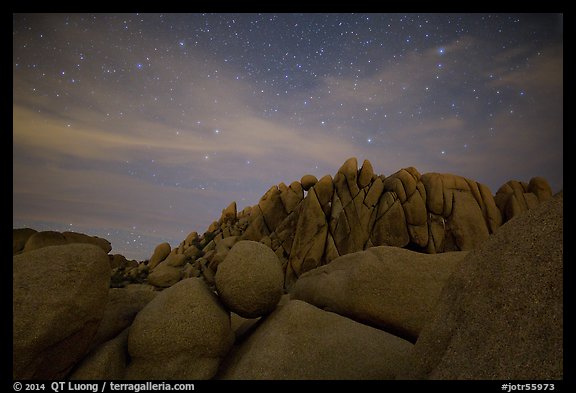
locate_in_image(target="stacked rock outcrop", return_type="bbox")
[12,159,561,380]
[145,157,552,289]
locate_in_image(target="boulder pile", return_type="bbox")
[12,158,561,380]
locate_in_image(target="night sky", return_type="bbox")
[13,13,563,261]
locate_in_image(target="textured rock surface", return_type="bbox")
[13,244,111,379]
[218,300,413,379]
[215,241,284,318]
[401,192,563,380]
[13,227,37,254]
[148,242,171,270]
[125,278,234,380]
[21,230,112,254]
[147,260,182,288]
[158,157,552,289]
[292,246,466,342]
[90,286,157,350]
[69,328,129,380]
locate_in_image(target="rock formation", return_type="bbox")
[217,300,413,379]
[13,244,111,379]
[145,157,552,290]
[400,192,563,379]
[291,247,467,342]
[12,158,560,380]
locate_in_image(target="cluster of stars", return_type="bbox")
[13,13,563,260]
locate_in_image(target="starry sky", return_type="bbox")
[13,13,563,261]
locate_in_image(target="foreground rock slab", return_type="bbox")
[401,192,563,380]
[218,300,413,379]
[291,246,466,342]
[13,244,111,379]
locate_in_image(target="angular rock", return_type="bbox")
[241,206,270,242]
[358,159,374,188]
[148,242,171,270]
[402,192,563,380]
[220,201,237,224]
[13,244,111,379]
[287,189,328,287]
[370,193,410,247]
[215,241,284,318]
[126,278,234,380]
[446,191,489,250]
[314,175,334,212]
[259,186,288,232]
[218,300,413,380]
[292,246,466,342]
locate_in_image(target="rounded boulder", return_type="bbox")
[215,240,284,318]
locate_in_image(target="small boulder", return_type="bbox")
[215,240,284,318]
[300,174,318,191]
[148,242,171,270]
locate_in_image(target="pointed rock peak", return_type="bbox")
[338,157,358,178]
[358,159,374,188]
[220,201,237,222]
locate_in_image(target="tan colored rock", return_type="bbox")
[314,174,334,210]
[126,278,234,380]
[258,186,288,232]
[279,181,303,214]
[147,262,182,288]
[13,228,37,255]
[333,157,360,207]
[13,244,111,379]
[241,206,270,241]
[90,286,157,350]
[287,189,328,287]
[215,241,284,318]
[300,174,318,191]
[402,193,563,379]
[528,176,553,202]
[184,231,199,247]
[220,201,237,223]
[292,246,465,342]
[22,230,67,252]
[357,159,374,188]
[148,242,171,270]
[21,230,112,254]
[63,231,112,253]
[364,177,384,207]
[69,328,129,380]
[371,193,410,247]
[421,173,444,215]
[164,253,187,267]
[478,182,502,233]
[218,300,413,380]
